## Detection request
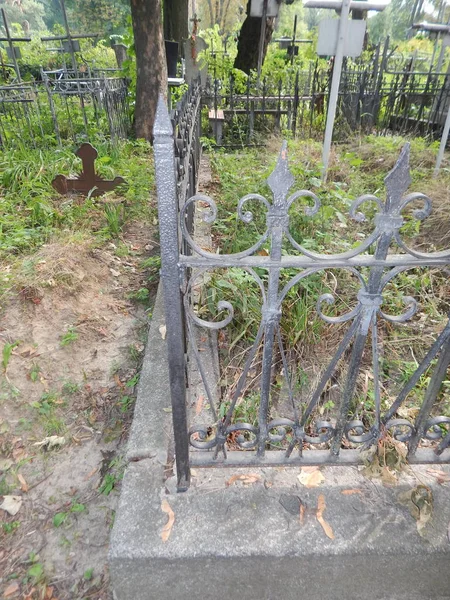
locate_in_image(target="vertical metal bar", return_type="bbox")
[257,0,268,83]
[153,96,190,492]
[434,97,450,175]
[60,0,77,73]
[292,70,299,137]
[408,343,450,457]
[1,9,21,82]
[321,0,351,182]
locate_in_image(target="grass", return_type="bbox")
[0,139,155,309]
[200,134,450,437]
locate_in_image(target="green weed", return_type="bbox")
[60,327,78,347]
[2,341,19,371]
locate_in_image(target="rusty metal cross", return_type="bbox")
[52,143,126,197]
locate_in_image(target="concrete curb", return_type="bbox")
[110,284,450,600]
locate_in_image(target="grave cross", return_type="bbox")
[190,13,201,36]
[52,143,126,197]
[304,0,386,182]
[41,0,99,74]
[0,9,31,82]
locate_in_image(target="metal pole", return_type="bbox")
[257,0,268,83]
[321,0,351,182]
[1,9,21,82]
[437,37,447,73]
[291,14,298,66]
[59,0,77,73]
[153,96,191,491]
[434,101,450,175]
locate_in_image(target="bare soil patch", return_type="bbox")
[0,222,156,600]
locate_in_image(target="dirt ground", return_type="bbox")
[0,222,156,600]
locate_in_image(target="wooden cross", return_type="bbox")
[0,9,31,82]
[41,0,99,73]
[190,14,201,36]
[52,143,126,197]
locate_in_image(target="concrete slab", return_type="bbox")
[110,285,450,599]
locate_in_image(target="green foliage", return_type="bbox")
[0,140,154,264]
[2,341,19,371]
[60,326,78,347]
[2,521,20,535]
[0,0,46,34]
[104,203,124,238]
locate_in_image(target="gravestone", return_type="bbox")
[112,43,129,68]
[52,143,126,197]
[184,36,208,86]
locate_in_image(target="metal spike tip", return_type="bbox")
[153,95,173,138]
[267,141,295,203]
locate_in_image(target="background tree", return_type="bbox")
[234,0,279,73]
[164,0,189,42]
[64,0,130,36]
[130,0,167,141]
[0,0,46,32]
[199,0,244,32]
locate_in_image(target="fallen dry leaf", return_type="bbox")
[3,581,19,597]
[85,467,98,481]
[33,436,65,450]
[297,468,325,488]
[341,489,362,495]
[23,587,36,600]
[226,474,262,487]
[316,494,335,540]
[0,495,23,516]
[12,447,26,462]
[160,498,175,542]
[159,324,167,340]
[195,395,205,416]
[299,503,305,525]
[17,473,29,493]
[15,345,38,358]
[426,469,450,484]
[0,458,14,472]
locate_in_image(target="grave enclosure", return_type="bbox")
[1,5,450,595]
[0,4,130,148]
[110,76,450,599]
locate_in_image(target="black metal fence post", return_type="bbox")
[153,96,191,492]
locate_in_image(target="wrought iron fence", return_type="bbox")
[0,72,130,148]
[203,46,450,145]
[41,70,130,144]
[154,95,450,492]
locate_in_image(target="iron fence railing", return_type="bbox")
[154,93,450,492]
[0,72,130,148]
[203,45,450,146]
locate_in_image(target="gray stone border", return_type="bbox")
[110,282,450,600]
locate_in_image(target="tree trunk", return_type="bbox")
[234,0,275,74]
[130,0,167,141]
[163,0,189,43]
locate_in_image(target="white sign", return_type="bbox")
[317,18,366,57]
[250,0,280,18]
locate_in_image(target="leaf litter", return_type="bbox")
[297,466,325,488]
[316,494,335,540]
[160,498,175,542]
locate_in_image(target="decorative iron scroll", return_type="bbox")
[154,95,449,489]
[181,143,450,462]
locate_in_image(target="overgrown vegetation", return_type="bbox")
[198,134,450,437]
